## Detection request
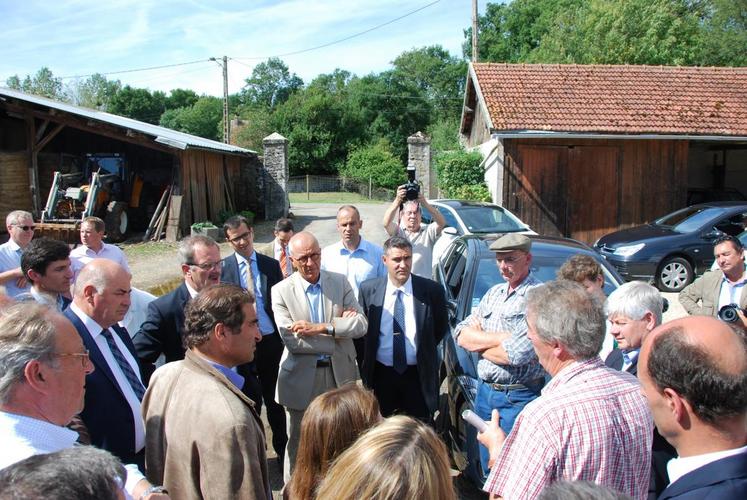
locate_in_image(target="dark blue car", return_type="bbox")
[594,202,747,292]
[434,234,623,485]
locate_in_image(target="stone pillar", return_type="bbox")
[407,131,435,199]
[262,132,289,220]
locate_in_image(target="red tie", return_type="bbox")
[280,244,289,278]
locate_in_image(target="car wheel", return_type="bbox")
[656,256,693,292]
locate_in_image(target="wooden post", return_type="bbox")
[306,174,310,200]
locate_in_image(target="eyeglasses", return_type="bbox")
[228,231,252,244]
[292,252,321,264]
[188,261,222,271]
[54,350,90,367]
[14,225,36,231]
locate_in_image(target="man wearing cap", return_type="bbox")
[453,233,545,477]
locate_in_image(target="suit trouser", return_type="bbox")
[254,332,287,458]
[372,362,429,421]
[284,364,336,483]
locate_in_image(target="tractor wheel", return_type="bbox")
[105,201,129,242]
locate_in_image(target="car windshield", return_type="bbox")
[455,205,525,234]
[654,206,726,233]
[470,250,619,311]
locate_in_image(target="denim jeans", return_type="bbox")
[474,379,542,478]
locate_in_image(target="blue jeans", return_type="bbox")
[474,379,542,478]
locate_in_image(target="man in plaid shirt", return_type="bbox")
[454,233,545,476]
[480,280,653,500]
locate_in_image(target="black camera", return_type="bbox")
[404,163,419,201]
[717,303,744,323]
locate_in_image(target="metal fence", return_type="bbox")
[287,175,394,201]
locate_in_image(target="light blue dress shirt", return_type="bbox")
[0,240,31,298]
[236,252,274,335]
[321,238,385,299]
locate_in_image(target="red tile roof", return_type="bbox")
[471,63,747,136]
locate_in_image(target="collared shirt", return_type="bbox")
[667,445,747,485]
[376,276,417,366]
[235,252,274,335]
[299,275,328,362]
[70,243,130,281]
[321,238,385,299]
[185,281,199,299]
[16,287,67,312]
[718,269,747,311]
[0,239,31,298]
[454,273,545,384]
[396,223,440,279]
[195,353,245,390]
[622,348,639,372]
[68,303,145,453]
[272,239,293,277]
[483,358,654,500]
[0,411,144,498]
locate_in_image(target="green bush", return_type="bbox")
[340,141,406,190]
[453,183,492,202]
[435,149,485,198]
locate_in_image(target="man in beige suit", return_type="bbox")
[680,235,747,325]
[271,231,367,480]
[256,218,294,279]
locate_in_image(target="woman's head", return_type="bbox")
[315,415,456,500]
[288,383,380,499]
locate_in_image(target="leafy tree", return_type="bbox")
[108,85,166,124]
[339,140,406,190]
[159,96,222,141]
[166,88,199,110]
[428,116,462,153]
[234,106,274,152]
[6,67,64,99]
[66,73,122,109]
[240,58,303,110]
[435,150,485,198]
[697,0,747,66]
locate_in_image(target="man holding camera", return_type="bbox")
[679,235,747,326]
[383,185,445,279]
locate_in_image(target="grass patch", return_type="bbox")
[121,241,179,259]
[289,192,384,204]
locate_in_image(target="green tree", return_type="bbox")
[108,85,167,124]
[697,0,747,66]
[435,149,486,198]
[428,116,462,153]
[240,58,304,110]
[6,67,64,99]
[166,88,199,110]
[66,73,122,109]
[234,106,274,152]
[159,96,222,141]
[339,140,406,190]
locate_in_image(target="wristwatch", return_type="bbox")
[326,323,335,336]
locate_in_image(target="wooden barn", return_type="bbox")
[0,88,261,239]
[460,63,747,244]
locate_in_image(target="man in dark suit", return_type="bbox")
[133,235,221,383]
[604,280,676,499]
[358,236,448,421]
[64,259,146,468]
[221,215,287,463]
[639,315,747,499]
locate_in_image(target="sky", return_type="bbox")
[0,0,487,97]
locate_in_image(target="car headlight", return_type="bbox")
[613,243,645,257]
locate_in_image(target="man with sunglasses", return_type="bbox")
[0,210,35,298]
[221,215,287,469]
[134,235,222,383]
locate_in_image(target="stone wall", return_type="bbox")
[262,132,289,220]
[407,131,435,198]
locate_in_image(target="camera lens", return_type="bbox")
[718,304,740,323]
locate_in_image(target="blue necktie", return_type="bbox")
[393,290,407,374]
[102,329,145,401]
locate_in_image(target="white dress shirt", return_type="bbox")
[376,276,418,366]
[68,303,145,453]
[70,243,130,281]
[667,444,747,485]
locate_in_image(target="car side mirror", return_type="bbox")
[702,229,722,240]
[443,226,458,236]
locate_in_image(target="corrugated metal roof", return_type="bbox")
[0,87,257,156]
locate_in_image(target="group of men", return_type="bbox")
[1,192,745,500]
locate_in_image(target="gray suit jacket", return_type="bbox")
[271,270,367,410]
[679,269,747,317]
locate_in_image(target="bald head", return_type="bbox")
[289,232,321,283]
[641,316,747,425]
[73,259,132,329]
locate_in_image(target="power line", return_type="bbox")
[232,0,442,61]
[58,58,213,80]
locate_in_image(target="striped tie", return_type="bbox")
[280,244,289,278]
[101,329,145,400]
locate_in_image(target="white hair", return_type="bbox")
[605,281,663,325]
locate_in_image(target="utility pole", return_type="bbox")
[472,0,479,63]
[210,56,230,143]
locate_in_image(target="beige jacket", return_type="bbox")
[271,270,367,410]
[142,350,270,500]
[679,269,747,317]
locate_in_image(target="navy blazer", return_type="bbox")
[63,308,143,466]
[605,348,638,376]
[358,274,448,414]
[132,282,191,384]
[659,452,747,499]
[221,251,283,328]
